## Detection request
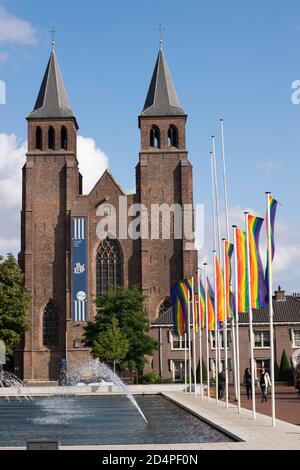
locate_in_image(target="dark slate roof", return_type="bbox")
[238,296,300,324]
[141,47,185,117]
[28,51,73,119]
[151,296,300,326]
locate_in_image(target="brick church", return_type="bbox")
[15,45,198,383]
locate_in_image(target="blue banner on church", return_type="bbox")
[71,217,88,321]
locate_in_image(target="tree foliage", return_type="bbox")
[279,349,293,383]
[91,317,129,372]
[84,286,158,370]
[0,254,29,356]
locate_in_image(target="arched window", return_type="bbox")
[150,125,160,148]
[36,126,42,150]
[43,301,59,347]
[61,126,68,150]
[168,125,178,147]
[96,238,121,295]
[159,297,172,316]
[48,126,55,150]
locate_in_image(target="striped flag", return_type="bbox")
[265,195,279,302]
[171,282,188,336]
[224,241,234,319]
[247,215,266,309]
[235,228,249,313]
[215,254,225,323]
[199,280,206,329]
[207,277,215,331]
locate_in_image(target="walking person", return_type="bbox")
[258,367,271,402]
[243,368,252,400]
[218,370,226,400]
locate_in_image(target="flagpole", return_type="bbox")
[233,225,241,413]
[204,263,210,402]
[213,251,219,404]
[223,240,229,408]
[188,289,192,394]
[184,333,187,393]
[220,119,238,402]
[266,192,276,427]
[245,212,256,419]
[197,268,204,399]
[192,276,197,396]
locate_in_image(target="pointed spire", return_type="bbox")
[28,50,73,119]
[141,47,185,117]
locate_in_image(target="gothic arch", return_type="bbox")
[156,296,172,320]
[35,126,43,150]
[42,300,59,348]
[167,125,178,148]
[61,125,68,150]
[96,237,123,296]
[150,125,160,148]
[48,126,55,150]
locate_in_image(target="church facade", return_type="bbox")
[15,46,198,382]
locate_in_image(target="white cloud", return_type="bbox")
[77,135,108,194]
[0,7,37,45]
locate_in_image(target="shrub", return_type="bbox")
[140,372,160,384]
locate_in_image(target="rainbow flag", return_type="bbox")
[171,280,189,336]
[199,280,206,329]
[265,195,279,302]
[247,214,266,309]
[207,277,215,331]
[235,228,249,313]
[224,241,234,319]
[183,277,199,332]
[215,254,225,322]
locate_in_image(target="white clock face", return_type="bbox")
[76,291,87,302]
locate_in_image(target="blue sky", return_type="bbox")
[0,0,299,290]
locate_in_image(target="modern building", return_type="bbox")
[15,45,198,382]
[151,288,300,383]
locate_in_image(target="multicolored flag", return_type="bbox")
[207,277,215,331]
[224,241,234,319]
[235,228,249,313]
[183,277,199,332]
[215,254,225,322]
[170,280,189,336]
[247,214,266,309]
[265,195,279,302]
[199,280,206,329]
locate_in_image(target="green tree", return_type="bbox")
[279,349,293,383]
[92,317,129,374]
[84,286,158,371]
[0,254,29,356]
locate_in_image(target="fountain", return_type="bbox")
[0,370,33,401]
[65,359,148,423]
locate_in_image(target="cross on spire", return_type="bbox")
[49,23,56,51]
[157,24,166,49]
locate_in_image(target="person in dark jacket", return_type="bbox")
[243,368,252,399]
[218,370,226,399]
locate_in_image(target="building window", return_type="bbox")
[209,359,232,378]
[96,237,121,295]
[292,329,300,348]
[167,125,178,147]
[61,126,68,150]
[171,359,186,382]
[254,358,270,379]
[36,126,42,150]
[48,126,55,150]
[43,301,59,347]
[254,330,270,348]
[150,125,160,148]
[170,331,187,350]
[210,330,230,349]
[159,297,172,316]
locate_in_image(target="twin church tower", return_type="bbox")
[16,44,197,382]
